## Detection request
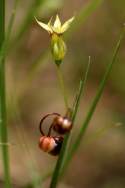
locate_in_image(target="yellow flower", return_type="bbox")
[35,14,74,35]
[35,14,74,64]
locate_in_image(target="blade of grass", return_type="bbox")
[71,57,91,122]
[49,57,91,188]
[60,57,91,175]
[1,0,45,57]
[0,0,19,65]
[0,1,11,187]
[63,26,125,171]
[6,0,19,42]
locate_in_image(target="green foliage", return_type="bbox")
[0,1,11,188]
[63,27,125,172]
[50,57,91,188]
[50,27,125,188]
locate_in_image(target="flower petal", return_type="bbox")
[35,17,52,33]
[61,16,74,33]
[54,14,61,29]
[48,17,53,32]
[52,27,62,34]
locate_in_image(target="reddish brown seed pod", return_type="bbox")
[39,113,64,156]
[39,136,63,156]
[52,116,72,134]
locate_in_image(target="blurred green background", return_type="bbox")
[1,0,125,187]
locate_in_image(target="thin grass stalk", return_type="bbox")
[0,0,19,65]
[71,57,91,122]
[63,26,125,171]
[49,58,91,188]
[0,1,11,187]
[59,57,91,176]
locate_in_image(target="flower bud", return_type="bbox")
[51,34,67,66]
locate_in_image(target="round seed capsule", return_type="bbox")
[52,116,72,134]
[39,136,63,156]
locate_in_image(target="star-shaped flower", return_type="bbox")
[35,14,74,64]
[35,14,74,35]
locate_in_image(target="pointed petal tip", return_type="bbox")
[35,17,52,33]
[56,14,60,19]
[61,16,75,33]
[54,14,61,28]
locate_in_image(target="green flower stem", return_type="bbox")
[0,1,11,188]
[62,26,125,173]
[50,59,91,188]
[56,65,69,110]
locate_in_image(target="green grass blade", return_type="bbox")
[0,1,11,187]
[0,0,19,64]
[6,0,19,41]
[66,26,125,165]
[49,58,91,188]
[59,57,91,176]
[71,56,91,122]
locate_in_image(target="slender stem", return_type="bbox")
[56,65,69,110]
[0,0,19,65]
[0,1,11,187]
[72,56,91,122]
[63,26,125,171]
[50,59,91,188]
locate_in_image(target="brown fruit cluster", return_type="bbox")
[38,112,72,156]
